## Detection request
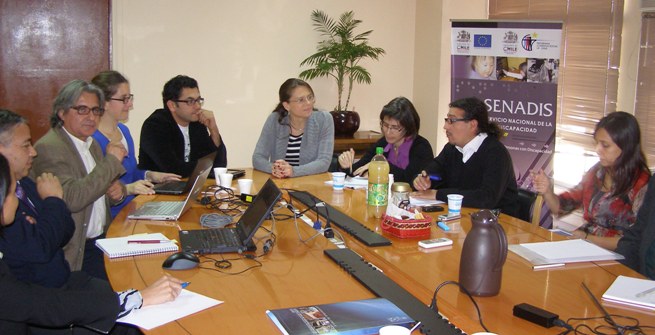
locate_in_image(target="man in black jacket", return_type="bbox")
[413,97,519,217]
[139,75,227,177]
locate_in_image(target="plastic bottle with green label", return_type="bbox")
[367,147,389,218]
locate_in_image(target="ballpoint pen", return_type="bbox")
[420,171,442,181]
[127,240,172,244]
[181,282,190,289]
[635,286,655,298]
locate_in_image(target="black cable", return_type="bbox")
[429,280,490,333]
[199,254,262,275]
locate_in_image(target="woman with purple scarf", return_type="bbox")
[337,97,433,183]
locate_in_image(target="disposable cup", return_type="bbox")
[213,168,227,185]
[379,325,410,335]
[218,173,233,188]
[332,172,346,190]
[238,179,253,194]
[447,194,464,215]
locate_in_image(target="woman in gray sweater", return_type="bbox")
[252,78,334,178]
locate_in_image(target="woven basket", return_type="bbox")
[380,215,432,239]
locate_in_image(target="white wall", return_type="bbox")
[112,0,417,168]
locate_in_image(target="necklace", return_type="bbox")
[288,117,306,132]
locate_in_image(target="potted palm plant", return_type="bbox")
[299,9,385,136]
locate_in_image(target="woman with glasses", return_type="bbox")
[337,97,433,183]
[534,112,650,251]
[252,78,334,178]
[91,71,180,218]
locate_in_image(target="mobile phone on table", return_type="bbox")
[422,205,444,212]
[418,238,453,249]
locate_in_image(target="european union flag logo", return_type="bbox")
[474,34,492,48]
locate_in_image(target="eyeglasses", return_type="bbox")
[71,105,104,116]
[109,94,134,104]
[444,117,470,125]
[288,94,315,104]
[174,97,205,106]
[380,121,404,133]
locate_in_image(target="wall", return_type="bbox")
[112,0,417,168]
[414,0,488,152]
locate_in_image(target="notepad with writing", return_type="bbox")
[95,233,178,258]
[602,275,655,310]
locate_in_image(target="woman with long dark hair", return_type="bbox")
[534,111,651,250]
[252,78,334,178]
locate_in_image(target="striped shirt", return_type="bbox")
[285,133,303,166]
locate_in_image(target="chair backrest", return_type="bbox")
[516,188,543,225]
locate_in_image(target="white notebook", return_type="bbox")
[509,239,624,268]
[602,275,655,310]
[95,233,178,258]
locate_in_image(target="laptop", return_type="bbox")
[179,178,282,254]
[127,165,211,221]
[153,151,217,195]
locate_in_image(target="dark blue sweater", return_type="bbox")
[0,177,73,287]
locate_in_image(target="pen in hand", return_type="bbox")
[181,282,190,289]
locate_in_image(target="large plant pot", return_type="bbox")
[331,110,360,137]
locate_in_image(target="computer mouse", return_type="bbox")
[162,251,200,270]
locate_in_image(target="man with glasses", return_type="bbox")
[138,75,227,177]
[31,80,128,280]
[413,97,519,217]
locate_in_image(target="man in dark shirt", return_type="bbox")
[138,75,227,177]
[413,97,519,217]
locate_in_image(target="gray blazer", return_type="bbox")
[31,126,126,270]
[252,110,334,177]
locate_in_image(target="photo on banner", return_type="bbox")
[451,21,563,227]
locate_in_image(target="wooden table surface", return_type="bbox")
[106,170,655,334]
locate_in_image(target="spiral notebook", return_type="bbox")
[95,233,178,258]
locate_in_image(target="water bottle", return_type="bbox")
[367,147,389,218]
[459,209,508,296]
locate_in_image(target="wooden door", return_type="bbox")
[0,0,110,141]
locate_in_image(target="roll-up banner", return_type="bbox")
[451,21,563,227]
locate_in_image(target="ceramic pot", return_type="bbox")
[331,110,360,137]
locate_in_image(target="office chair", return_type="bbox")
[517,188,543,225]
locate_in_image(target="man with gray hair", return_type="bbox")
[31,79,128,280]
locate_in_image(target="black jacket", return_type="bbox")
[138,108,227,177]
[425,136,519,217]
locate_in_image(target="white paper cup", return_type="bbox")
[218,173,233,188]
[332,172,346,190]
[213,167,227,185]
[237,179,253,194]
[447,194,464,215]
[379,325,410,335]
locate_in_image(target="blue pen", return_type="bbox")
[420,172,442,182]
[437,221,450,231]
[181,282,190,289]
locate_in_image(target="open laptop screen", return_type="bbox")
[237,179,281,243]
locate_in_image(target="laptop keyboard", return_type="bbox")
[150,202,184,215]
[200,229,240,248]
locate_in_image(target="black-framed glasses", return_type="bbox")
[380,121,404,133]
[444,117,470,125]
[71,105,104,116]
[109,94,134,104]
[174,97,205,106]
[288,94,315,104]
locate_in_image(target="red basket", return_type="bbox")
[380,215,432,239]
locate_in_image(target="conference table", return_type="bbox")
[106,170,655,334]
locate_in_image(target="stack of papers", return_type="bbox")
[509,239,624,269]
[602,275,655,310]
